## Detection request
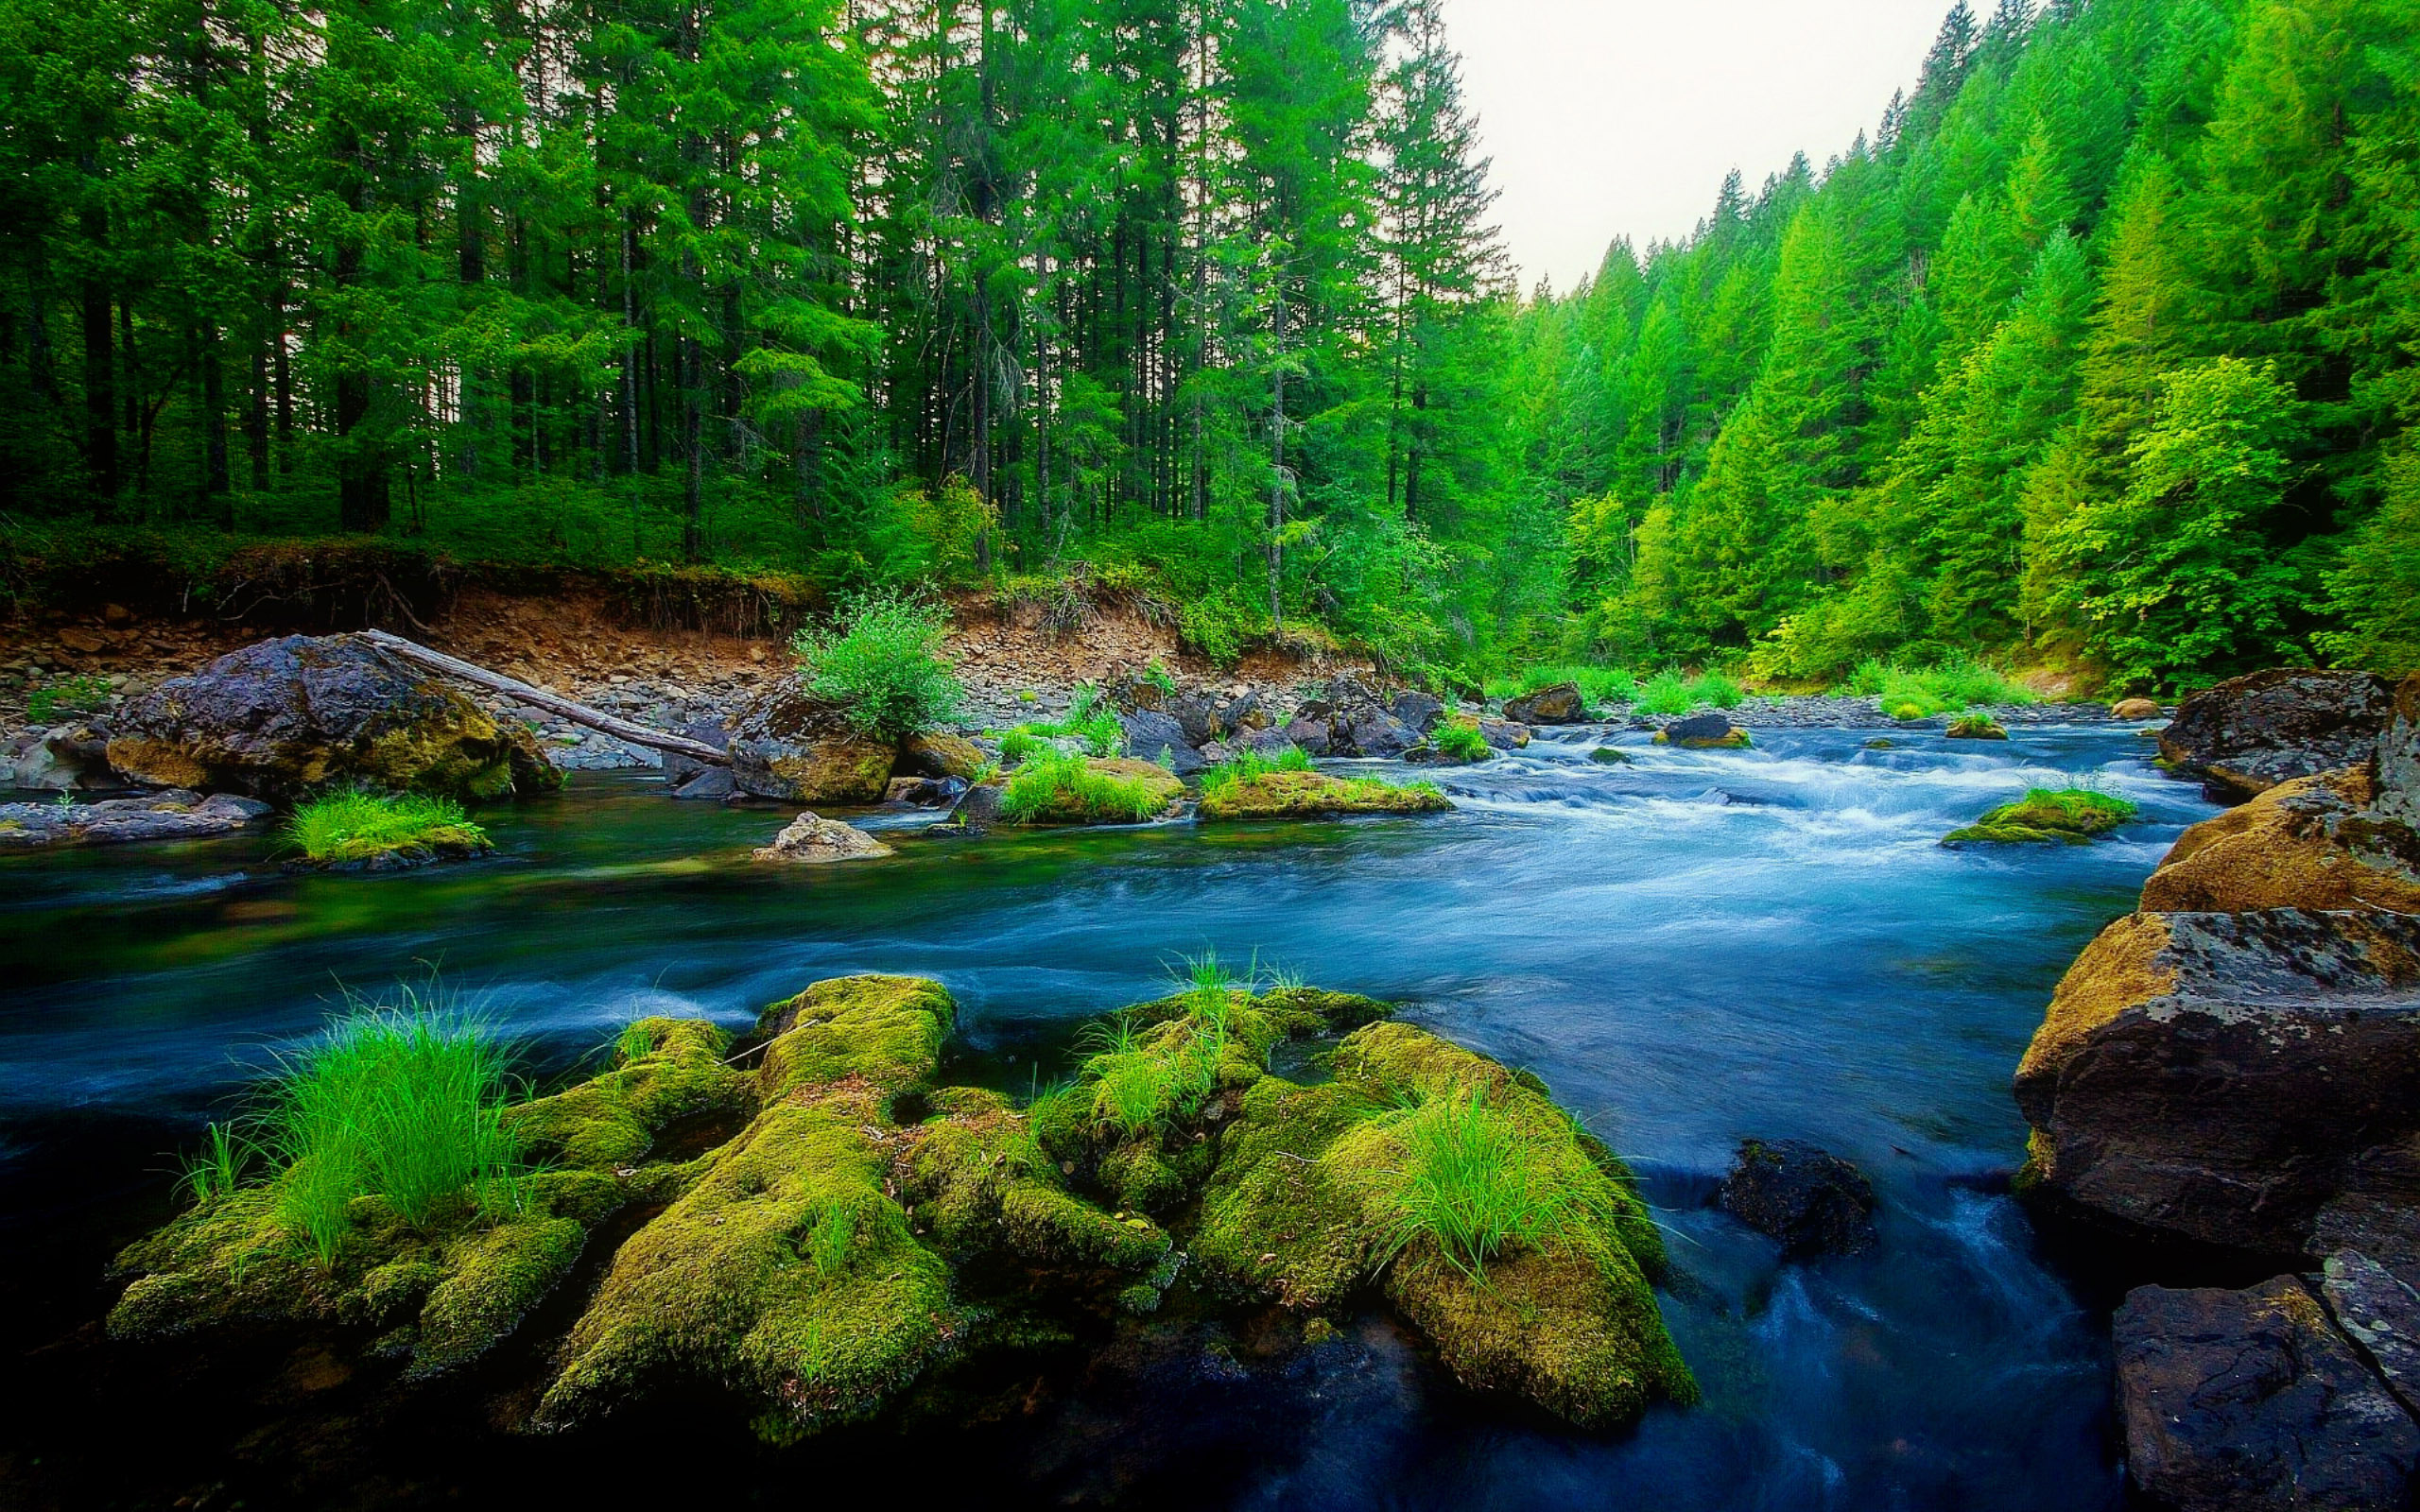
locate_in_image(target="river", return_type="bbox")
[0,722,2206,1508]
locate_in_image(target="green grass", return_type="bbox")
[1431,717,1491,762]
[1945,786,2139,845]
[257,981,526,1262]
[998,749,1170,823]
[26,672,112,724]
[1357,1084,1615,1282]
[1077,1008,1228,1140]
[1197,745,1314,796]
[1847,657,2037,720]
[1632,668,1743,716]
[176,1121,251,1205]
[997,681,1125,763]
[792,587,967,739]
[286,791,488,864]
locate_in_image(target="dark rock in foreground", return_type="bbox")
[1718,1139,1876,1256]
[107,634,561,802]
[2115,1276,2419,1512]
[2158,668,2395,804]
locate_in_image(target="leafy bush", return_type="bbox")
[258,984,525,1262]
[1431,718,1491,762]
[1688,671,1742,709]
[792,588,966,739]
[1197,746,1314,796]
[999,749,1172,824]
[287,791,488,863]
[26,672,112,724]
[1632,671,1691,715]
[1848,656,2036,719]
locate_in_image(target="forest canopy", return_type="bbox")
[2,0,2415,691]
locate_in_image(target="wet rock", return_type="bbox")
[0,790,273,850]
[1588,747,1632,765]
[1503,681,1584,726]
[658,718,730,787]
[752,812,893,864]
[898,731,987,782]
[1945,715,2009,740]
[1718,1139,1877,1256]
[1196,771,1452,821]
[1284,715,1332,757]
[1945,789,2135,846]
[1389,690,1444,736]
[2014,908,2420,1257]
[2158,668,2395,804]
[2141,768,2420,913]
[1863,737,1898,750]
[885,776,963,808]
[1119,709,1204,774]
[668,766,737,802]
[1003,758,1184,825]
[9,719,116,791]
[2114,1276,2418,1512]
[2113,697,2163,720]
[1480,719,1530,750]
[945,781,1006,831]
[107,634,561,802]
[725,686,898,804]
[1656,713,1749,748]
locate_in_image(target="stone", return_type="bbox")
[2113,697,2162,719]
[1718,1139,1877,1257]
[2114,1276,2419,1512]
[2159,667,2395,804]
[1944,715,2008,740]
[1388,690,1444,736]
[2322,1250,2420,1417]
[1660,712,1733,746]
[107,634,561,803]
[1480,719,1530,750]
[9,720,116,791]
[668,767,737,802]
[2014,908,2420,1257]
[1588,747,1631,765]
[725,687,898,804]
[1343,713,1416,758]
[1284,715,1332,757]
[884,776,963,808]
[946,782,1006,831]
[658,718,730,787]
[1503,681,1584,725]
[2382,674,2420,827]
[1196,770,1451,821]
[1118,709,1203,774]
[0,790,273,850]
[2140,768,2420,914]
[897,731,987,782]
[751,813,893,864]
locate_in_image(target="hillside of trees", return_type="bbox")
[2,0,2414,691]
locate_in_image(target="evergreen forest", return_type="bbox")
[4,0,2416,692]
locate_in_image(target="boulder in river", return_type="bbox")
[658,717,730,787]
[1718,1139,1877,1256]
[2158,667,2395,803]
[1655,713,1748,748]
[752,812,893,864]
[1118,709,1204,774]
[1588,746,1632,765]
[2140,767,2420,914]
[107,634,561,802]
[725,686,898,804]
[2014,908,2420,1258]
[896,731,987,782]
[1196,770,1451,821]
[2112,697,2163,720]
[2115,1276,2419,1512]
[1944,789,2135,846]
[1945,715,2008,741]
[1481,718,1531,749]
[8,719,117,790]
[1503,681,1584,726]
[0,789,272,850]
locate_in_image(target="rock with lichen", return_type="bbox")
[725,686,900,804]
[2142,767,2420,914]
[751,812,893,864]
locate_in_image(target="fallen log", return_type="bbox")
[359,628,731,766]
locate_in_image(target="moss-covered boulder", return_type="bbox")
[897,731,988,782]
[1001,755,1185,825]
[726,686,900,804]
[2141,768,2420,914]
[107,634,561,803]
[1192,1020,1691,1428]
[504,1018,753,1169]
[1945,716,2010,740]
[1945,788,2137,846]
[1196,770,1451,820]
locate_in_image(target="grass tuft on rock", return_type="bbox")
[1945,787,2138,846]
[286,790,490,865]
[1431,717,1492,763]
[998,681,1125,761]
[1198,745,1313,794]
[1196,766,1449,821]
[791,587,966,739]
[999,750,1184,824]
[1348,1084,1618,1282]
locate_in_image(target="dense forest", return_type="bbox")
[1,0,2414,690]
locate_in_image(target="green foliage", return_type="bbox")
[998,683,1124,761]
[1431,718,1491,763]
[1632,669,1740,716]
[1352,1083,1617,1283]
[177,1122,251,1207]
[998,751,1175,825]
[1484,663,1640,708]
[1945,786,2137,845]
[259,986,525,1263]
[26,673,112,724]
[793,590,966,740]
[1848,657,2037,719]
[1198,746,1316,796]
[286,792,488,865]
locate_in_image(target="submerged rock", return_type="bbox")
[2158,667,2395,804]
[1194,770,1451,821]
[2115,1276,2419,1512]
[107,634,561,802]
[752,812,893,864]
[0,789,271,850]
[1503,682,1584,726]
[2014,908,2420,1257]
[1719,1139,1876,1256]
[725,687,898,804]
[1588,746,1632,765]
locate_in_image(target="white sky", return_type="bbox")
[1438,0,1960,293]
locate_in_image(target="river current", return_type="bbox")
[0,723,2210,1508]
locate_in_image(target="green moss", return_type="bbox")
[1944,787,2138,846]
[897,1090,1171,1278]
[285,789,491,866]
[1195,770,1451,820]
[504,1017,752,1169]
[1945,715,2010,740]
[1000,753,1184,824]
[755,974,956,1103]
[1194,1077,1388,1311]
[410,1215,586,1377]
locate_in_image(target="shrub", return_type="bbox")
[1483,663,1639,711]
[1632,671,1692,716]
[1432,718,1491,763]
[26,672,112,724]
[999,749,1174,824]
[259,984,526,1262]
[792,588,966,739]
[287,791,488,864]
[1687,671,1742,709]
[1197,746,1314,796]
[1848,657,2035,719]
[1354,1084,1614,1282]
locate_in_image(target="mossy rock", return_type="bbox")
[898,731,988,782]
[1196,770,1451,821]
[504,1018,753,1169]
[1945,716,2010,740]
[1863,738,1897,750]
[755,974,957,1104]
[1008,757,1186,825]
[1652,728,1751,749]
[1589,747,1633,765]
[1944,789,2136,846]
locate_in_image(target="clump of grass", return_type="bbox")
[793,587,967,739]
[999,748,1173,824]
[1848,656,2036,720]
[1945,786,2139,845]
[250,982,526,1263]
[1431,717,1492,763]
[286,791,488,864]
[1632,669,1737,714]
[1198,745,1314,796]
[176,1120,251,1205]
[1354,1084,1613,1282]
[1077,1009,1229,1140]
[27,672,112,724]
[997,682,1125,763]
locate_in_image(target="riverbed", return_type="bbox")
[0,723,2207,1509]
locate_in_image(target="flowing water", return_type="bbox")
[0,724,2208,1508]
